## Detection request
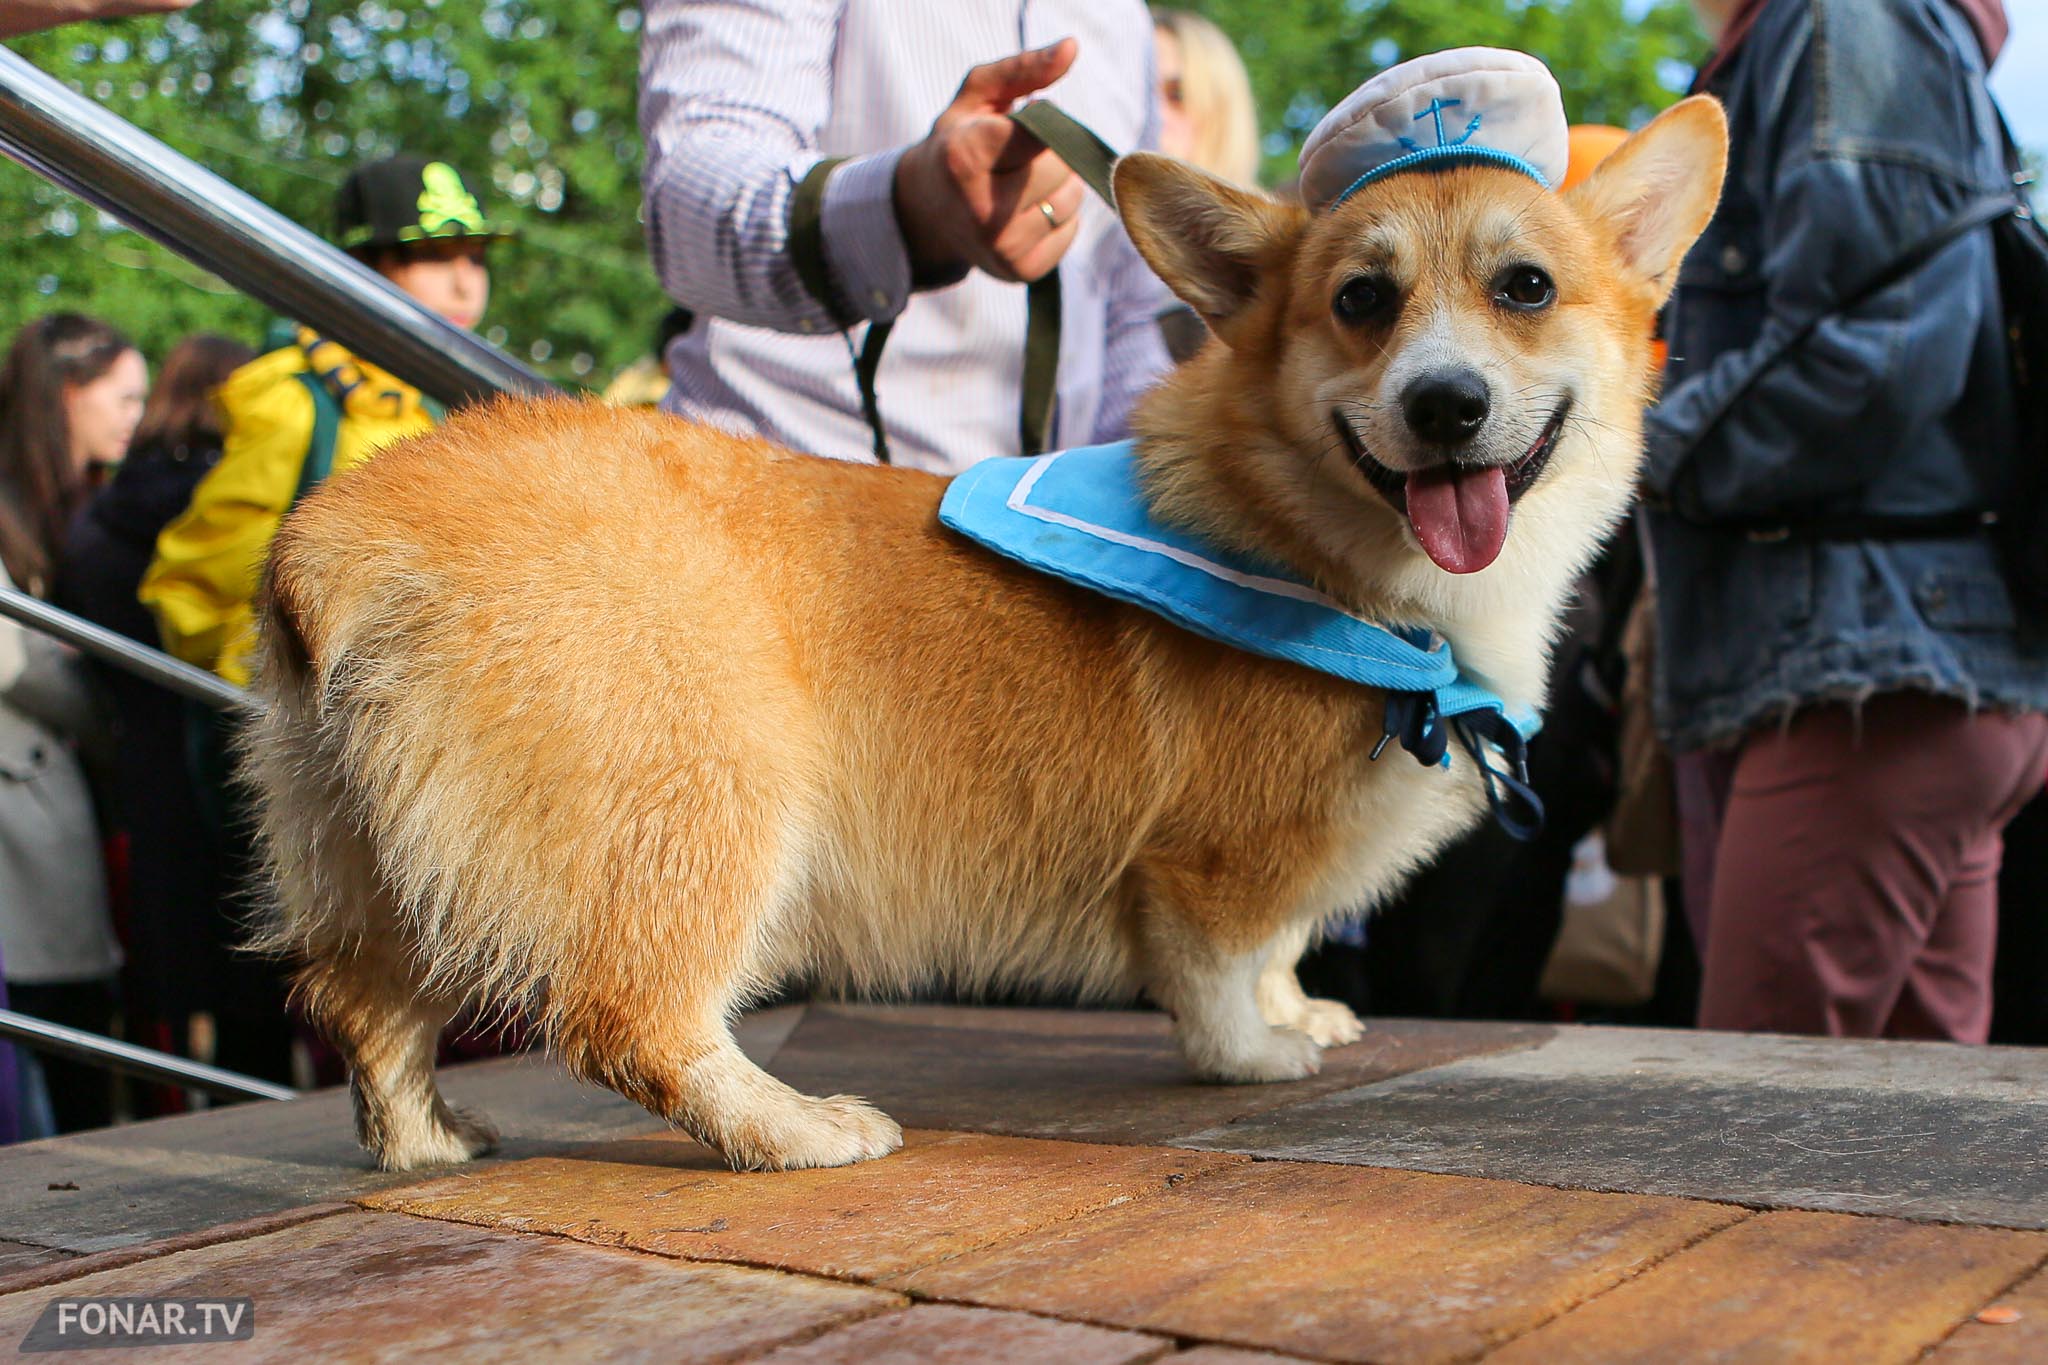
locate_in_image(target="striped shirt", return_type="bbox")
[639,0,1172,475]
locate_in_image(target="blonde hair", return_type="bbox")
[1152,9,1261,187]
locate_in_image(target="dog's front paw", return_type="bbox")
[1293,997,1366,1048]
[1256,982,1366,1048]
[371,1103,500,1172]
[1190,1025,1322,1084]
[728,1093,903,1172]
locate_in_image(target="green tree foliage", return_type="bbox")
[0,0,1705,388]
[2,0,655,387]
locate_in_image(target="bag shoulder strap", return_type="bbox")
[1663,189,2019,530]
[1687,195,2018,469]
[1818,196,2018,323]
[291,369,342,505]
[1719,99,2035,447]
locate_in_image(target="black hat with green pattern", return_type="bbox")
[335,156,513,253]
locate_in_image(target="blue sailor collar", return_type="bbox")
[940,441,1545,838]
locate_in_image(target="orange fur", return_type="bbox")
[242,97,1727,1172]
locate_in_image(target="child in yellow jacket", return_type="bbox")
[141,156,509,685]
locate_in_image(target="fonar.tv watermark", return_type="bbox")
[19,1298,254,1352]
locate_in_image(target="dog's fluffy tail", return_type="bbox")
[258,556,317,690]
[237,481,545,1009]
[236,512,394,974]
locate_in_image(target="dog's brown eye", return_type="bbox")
[1332,276,1386,324]
[1496,266,1555,310]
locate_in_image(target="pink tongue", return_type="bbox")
[1405,465,1510,574]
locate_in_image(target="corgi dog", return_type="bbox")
[243,95,1726,1173]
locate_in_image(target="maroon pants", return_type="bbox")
[1680,693,2048,1042]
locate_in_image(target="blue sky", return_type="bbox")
[1993,2,2048,153]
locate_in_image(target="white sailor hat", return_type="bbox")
[1297,48,1570,211]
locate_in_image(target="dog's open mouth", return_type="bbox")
[1333,402,1569,575]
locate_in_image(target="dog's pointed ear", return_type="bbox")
[1113,152,1305,343]
[1565,96,1729,306]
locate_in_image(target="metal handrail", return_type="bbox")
[0,47,560,410]
[0,1009,296,1103]
[0,586,253,713]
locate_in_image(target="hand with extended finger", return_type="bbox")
[0,0,200,37]
[892,39,1087,285]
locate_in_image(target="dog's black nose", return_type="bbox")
[1401,369,1491,446]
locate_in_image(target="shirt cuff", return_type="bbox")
[818,149,915,323]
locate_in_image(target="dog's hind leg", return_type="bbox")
[296,939,499,1171]
[550,981,901,1172]
[243,732,498,1170]
[1141,911,1323,1083]
[538,830,899,1171]
[1254,920,1366,1047]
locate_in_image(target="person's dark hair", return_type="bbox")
[348,239,478,272]
[0,313,136,590]
[132,333,255,454]
[348,242,406,268]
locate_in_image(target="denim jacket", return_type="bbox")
[1641,0,2047,752]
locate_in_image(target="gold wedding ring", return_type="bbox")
[1038,199,1062,230]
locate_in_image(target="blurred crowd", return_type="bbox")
[0,0,2040,1141]
[0,148,516,1138]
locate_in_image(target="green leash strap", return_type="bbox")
[791,154,894,462]
[1009,100,1119,207]
[783,103,1122,464]
[1020,273,1062,457]
[852,318,894,464]
[1010,102,1118,458]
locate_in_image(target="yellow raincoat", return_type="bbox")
[139,334,437,687]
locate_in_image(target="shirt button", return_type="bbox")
[1719,244,1747,273]
[798,319,817,333]
[869,289,890,309]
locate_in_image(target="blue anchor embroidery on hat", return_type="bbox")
[1397,97,1482,153]
[1329,87,1545,207]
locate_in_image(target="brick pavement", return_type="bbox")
[0,1006,2042,1363]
